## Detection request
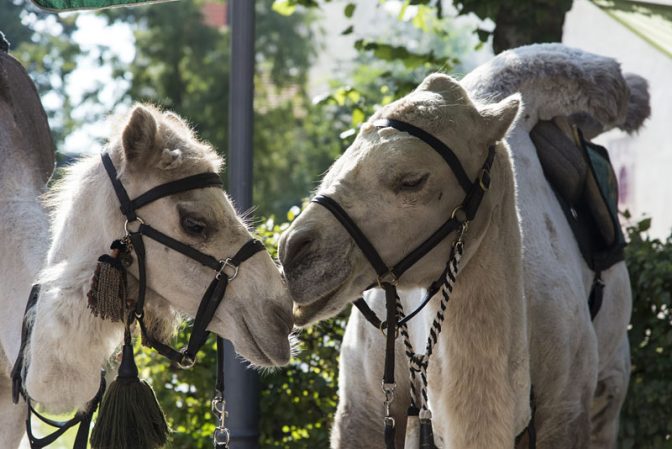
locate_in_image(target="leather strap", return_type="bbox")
[312,194,389,277]
[374,118,473,193]
[130,172,223,211]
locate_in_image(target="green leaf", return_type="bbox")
[272,0,297,16]
[344,3,356,18]
[352,108,365,126]
[476,28,491,42]
[341,25,354,35]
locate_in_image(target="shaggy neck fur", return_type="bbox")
[24,151,145,413]
[410,143,530,449]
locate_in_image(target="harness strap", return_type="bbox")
[101,153,137,221]
[374,118,473,193]
[139,224,221,270]
[312,194,389,277]
[130,172,223,211]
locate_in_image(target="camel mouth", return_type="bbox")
[240,311,292,367]
[292,287,342,327]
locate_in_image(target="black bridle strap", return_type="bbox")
[101,152,265,364]
[131,229,264,364]
[130,172,223,211]
[101,153,137,221]
[139,224,221,270]
[374,118,473,193]
[312,194,390,277]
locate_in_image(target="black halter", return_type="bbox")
[313,118,494,331]
[312,118,497,448]
[100,153,264,368]
[12,153,264,449]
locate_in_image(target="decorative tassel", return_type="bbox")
[87,240,131,322]
[404,407,420,449]
[91,329,169,449]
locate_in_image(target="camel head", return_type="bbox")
[279,74,520,325]
[105,105,293,365]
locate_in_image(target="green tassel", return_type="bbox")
[91,333,169,449]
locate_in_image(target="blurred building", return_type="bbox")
[564,0,672,237]
[201,2,228,29]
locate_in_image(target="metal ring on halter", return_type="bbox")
[216,258,239,281]
[450,205,467,223]
[379,320,400,339]
[479,168,491,191]
[376,270,398,289]
[124,216,145,234]
[177,351,196,369]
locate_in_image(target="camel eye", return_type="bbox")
[181,216,207,237]
[398,173,429,192]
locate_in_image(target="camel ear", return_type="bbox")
[416,73,465,101]
[477,94,521,144]
[122,105,158,165]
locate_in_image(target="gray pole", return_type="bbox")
[226,1,259,448]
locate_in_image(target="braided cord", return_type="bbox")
[398,241,464,412]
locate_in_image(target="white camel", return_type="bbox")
[279,44,648,449]
[0,102,294,449]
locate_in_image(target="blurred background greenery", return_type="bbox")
[2,0,669,448]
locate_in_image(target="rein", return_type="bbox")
[312,118,535,448]
[12,153,264,449]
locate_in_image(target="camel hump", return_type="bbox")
[0,50,56,186]
[461,43,650,135]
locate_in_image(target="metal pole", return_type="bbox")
[226,1,259,448]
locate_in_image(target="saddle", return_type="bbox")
[530,118,625,318]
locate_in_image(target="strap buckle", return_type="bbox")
[216,258,239,281]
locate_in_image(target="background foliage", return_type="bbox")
[620,219,672,449]
[1,0,670,448]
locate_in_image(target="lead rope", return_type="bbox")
[389,225,466,449]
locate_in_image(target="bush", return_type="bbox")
[619,219,672,449]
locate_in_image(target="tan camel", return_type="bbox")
[1,103,294,448]
[279,44,647,449]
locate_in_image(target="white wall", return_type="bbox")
[564,0,672,238]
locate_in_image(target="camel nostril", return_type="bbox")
[280,229,316,269]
